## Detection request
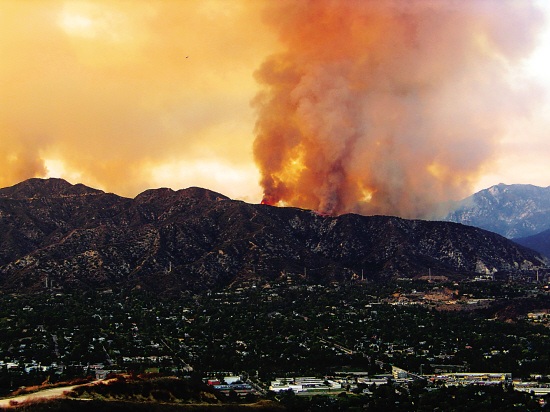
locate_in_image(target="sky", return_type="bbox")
[1,0,550,217]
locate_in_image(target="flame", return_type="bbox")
[253,0,544,219]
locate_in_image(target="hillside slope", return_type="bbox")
[0,179,545,294]
[513,229,550,259]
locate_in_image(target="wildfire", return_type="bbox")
[252,0,543,219]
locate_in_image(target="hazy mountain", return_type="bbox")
[444,183,550,239]
[0,178,545,295]
[513,229,550,259]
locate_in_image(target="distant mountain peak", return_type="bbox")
[445,183,550,239]
[177,186,230,201]
[487,184,504,198]
[134,187,177,203]
[134,186,230,204]
[0,178,104,200]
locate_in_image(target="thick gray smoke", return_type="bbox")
[253,0,544,218]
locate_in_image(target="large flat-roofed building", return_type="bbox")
[435,372,512,385]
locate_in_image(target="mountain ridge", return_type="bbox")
[0,178,545,295]
[0,177,105,199]
[444,183,550,239]
[513,229,550,259]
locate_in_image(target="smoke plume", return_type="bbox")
[253,0,544,218]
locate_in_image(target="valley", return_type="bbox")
[2,179,550,410]
[1,278,550,396]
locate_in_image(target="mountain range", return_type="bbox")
[443,183,550,258]
[444,183,550,239]
[0,178,545,295]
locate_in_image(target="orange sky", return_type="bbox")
[1,1,550,213]
[0,0,278,201]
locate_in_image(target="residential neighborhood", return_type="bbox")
[1,276,550,406]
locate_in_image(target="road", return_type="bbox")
[0,385,81,408]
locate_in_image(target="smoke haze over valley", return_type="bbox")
[2,1,550,220]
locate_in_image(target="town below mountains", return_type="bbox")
[1,178,550,411]
[1,279,550,411]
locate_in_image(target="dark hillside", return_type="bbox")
[513,228,550,259]
[0,178,546,295]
